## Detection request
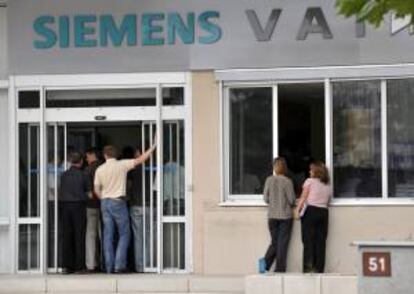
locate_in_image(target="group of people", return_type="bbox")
[59,142,156,274]
[263,158,331,273]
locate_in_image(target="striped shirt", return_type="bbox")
[263,175,296,219]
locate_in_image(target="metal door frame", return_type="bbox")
[12,72,193,274]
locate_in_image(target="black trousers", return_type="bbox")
[301,205,329,273]
[264,218,293,272]
[60,202,87,271]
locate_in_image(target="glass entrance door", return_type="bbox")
[16,76,191,274]
[44,119,188,273]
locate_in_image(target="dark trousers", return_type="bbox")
[301,205,329,273]
[264,218,293,272]
[60,202,87,271]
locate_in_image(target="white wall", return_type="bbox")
[0,4,7,79]
[0,89,10,273]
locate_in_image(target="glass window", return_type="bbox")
[387,79,414,198]
[333,81,382,198]
[18,224,40,271]
[46,88,156,108]
[163,223,185,270]
[163,87,184,105]
[229,88,273,195]
[163,120,185,216]
[19,124,40,217]
[18,91,40,109]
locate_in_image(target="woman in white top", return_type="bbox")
[296,161,331,273]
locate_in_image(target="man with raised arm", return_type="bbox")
[94,142,156,273]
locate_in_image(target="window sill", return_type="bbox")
[330,198,414,206]
[219,200,267,207]
[219,198,414,207]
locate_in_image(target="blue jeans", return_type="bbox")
[101,198,130,273]
[130,206,151,272]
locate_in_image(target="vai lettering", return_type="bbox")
[247,7,333,41]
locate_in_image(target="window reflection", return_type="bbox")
[229,88,272,195]
[388,79,414,198]
[333,81,382,198]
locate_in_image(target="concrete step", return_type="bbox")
[0,273,358,294]
[245,274,357,294]
[0,274,244,293]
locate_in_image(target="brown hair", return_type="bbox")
[310,161,330,184]
[103,145,118,159]
[273,157,287,176]
[70,151,82,165]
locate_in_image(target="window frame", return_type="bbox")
[220,70,414,206]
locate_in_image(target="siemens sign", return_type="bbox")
[33,11,222,49]
[33,7,414,50]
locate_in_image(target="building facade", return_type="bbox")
[1,0,414,275]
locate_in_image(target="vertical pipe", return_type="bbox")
[39,87,46,273]
[9,76,17,273]
[149,123,154,269]
[272,85,279,158]
[156,85,163,273]
[176,122,180,216]
[169,123,173,216]
[64,124,67,171]
[176,122,181,269]
[54,124,58,271]
[324,79,334,195]
[381,80,388,199]
[169,123,174,268]
[27,125,31,220]
[141,123,146,270]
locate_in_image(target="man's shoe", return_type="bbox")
[62,268,74,274]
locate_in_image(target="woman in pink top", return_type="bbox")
[296,161,331,273]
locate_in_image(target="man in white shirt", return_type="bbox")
[94,143,156,273]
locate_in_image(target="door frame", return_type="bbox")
[11,72,193,274]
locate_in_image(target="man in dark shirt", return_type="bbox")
[84,148,101,272]
[59,152,89,274]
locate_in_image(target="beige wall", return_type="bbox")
[191,71,414,275]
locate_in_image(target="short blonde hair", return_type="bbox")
[273,157,287,176]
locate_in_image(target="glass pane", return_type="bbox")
[46,88,156,108]
[163,121,185,216]
[333,81,382,198]
[140,123,158,269]
[19,124,28,217]
[30,126,40,217]
[19,124,40,217]
[46,125,65,269]
[18,225,28,270]
[18,91,40,108]
[18,224,40,271]
[163,223,185,270]
[163,87,184,106]
[388,79,414,198]
[229,88,272,195]
[278,83,325,195]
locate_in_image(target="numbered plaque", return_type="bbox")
[362,252,391,277]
